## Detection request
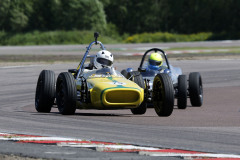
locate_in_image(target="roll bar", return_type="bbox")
[76,32,106,79]
[138,48,171,71]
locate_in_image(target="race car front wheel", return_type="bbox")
[189,72,203,107]
[56,72,77,115]
[153,73,174,117]
[129,71,147,115]
[35,70,55,113]
[177,75,187,109]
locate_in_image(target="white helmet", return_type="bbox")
[94,50,113,69]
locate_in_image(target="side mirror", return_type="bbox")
[138,67,146,72]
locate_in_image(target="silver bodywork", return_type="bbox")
[140,63,182,90]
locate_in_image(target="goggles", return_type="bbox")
[149,59,162,66]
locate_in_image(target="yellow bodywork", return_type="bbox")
[76,76,144,109]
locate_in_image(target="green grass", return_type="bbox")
[0,30,239,46]
[0,30,120,46]
[124,32,212,43]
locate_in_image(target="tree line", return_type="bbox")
[0,0,239,38]
[0,0,106,32]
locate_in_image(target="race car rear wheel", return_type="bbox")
[177,75,187,109]
[121,69,128,78]
[129,71,147,115]
[129,71,145,89]
[153,73,174,117]
[189,72,203,107]
[35,70,55,113]
[56,72,77,115]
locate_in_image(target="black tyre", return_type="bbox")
[152,73,174,117]
[177,75,187,109]
[131,102,147,115]
[35,70,55,113]
[189,72,203,107]
[129,71,145,89]
[56,72,77,115]
[129,71,147,115]
[121,69,128,78]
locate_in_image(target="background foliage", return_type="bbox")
[103,0,240,35]
[0,0,239,45]
[125,32,212,43]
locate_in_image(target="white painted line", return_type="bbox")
[45,152,76,155]
[201,50,212,52]
[139,152,240,158]
[167,51,183,54]
[97,145,158,150]
[96,145,159,152]
[58,143,159,151]
[0,136,78,141]
[185,50,201,53]
[121,53,137,56]
[0,65,41,69]
[58,143,109,148]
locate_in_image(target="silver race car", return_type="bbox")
[121,48,203,110]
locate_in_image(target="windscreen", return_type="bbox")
[84,67,123,78]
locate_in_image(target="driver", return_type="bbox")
[148,52,163,70]
[94,50,114,69]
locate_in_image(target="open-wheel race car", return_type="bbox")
[35,33,176,117]
[121,48,203,110]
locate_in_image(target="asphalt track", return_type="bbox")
[0,43,240,159]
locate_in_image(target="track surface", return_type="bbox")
[0,56,240,159]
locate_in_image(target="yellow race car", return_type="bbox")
[35,33,174,116]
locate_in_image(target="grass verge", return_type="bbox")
[0,30,229,46]
[0,30,120,45]
[124,32,212,43]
